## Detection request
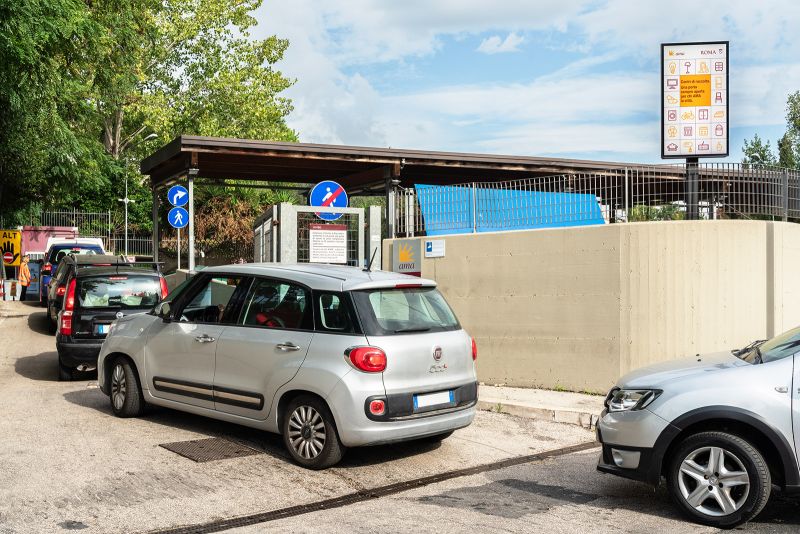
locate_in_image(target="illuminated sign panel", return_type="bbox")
[661,41,729,158]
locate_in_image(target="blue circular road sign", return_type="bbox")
[168,207,189,229]
[309,180,348,221]
[168,185,189,207]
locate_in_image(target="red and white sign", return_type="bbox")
[309,224,347,264]
[2,252,12,264]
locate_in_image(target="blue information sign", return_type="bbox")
[168,207,189,229]
[309,180,348,221]
[168,185,189,207]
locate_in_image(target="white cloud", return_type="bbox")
[252,1,800,160]
[476,32,525,54]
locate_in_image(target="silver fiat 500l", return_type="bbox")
[97,264,478,468]
[596,325,800,527]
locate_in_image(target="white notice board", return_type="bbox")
[661,41,729,159]
[309,224,347,264]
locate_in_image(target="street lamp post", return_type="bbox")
[117,178,135,256]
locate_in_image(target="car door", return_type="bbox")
[146,273,250,409]
[213,277,314,419]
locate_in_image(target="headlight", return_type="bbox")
[605,388,662,412]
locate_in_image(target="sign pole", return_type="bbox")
[686,157,699,220]
[177,228,181,270]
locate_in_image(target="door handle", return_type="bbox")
[277,342,301,351]
[195,334,216,343]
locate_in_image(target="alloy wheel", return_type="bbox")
[678,446,750,516]
[287,405,326,459]
[111,364,127,411]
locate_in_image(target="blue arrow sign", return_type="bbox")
[168,207,189,229]
[168,185,189,207]
[309,180,348,221]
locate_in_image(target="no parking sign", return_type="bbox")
[309,181,348,221]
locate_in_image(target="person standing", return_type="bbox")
[19,255,31,301]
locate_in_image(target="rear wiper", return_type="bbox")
[393,327,431,333]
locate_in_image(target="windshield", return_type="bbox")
[737,325,800,364]
[351,287,460,336]
[49,245,103,264]
[77,275,162,309]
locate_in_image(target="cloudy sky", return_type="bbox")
[253,1,800,163]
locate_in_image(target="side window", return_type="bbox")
[240,278,312,330]
[178,275,249,325]
[314,292,356,334]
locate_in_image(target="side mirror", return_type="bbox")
[156,302,172,322]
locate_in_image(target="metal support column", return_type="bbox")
[188,169,197,271]
[151,187,159,262]
[782,169,789,222]
[624,168,630,221]
[384,166,396,239]
[686,157,699,220]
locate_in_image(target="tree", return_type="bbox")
[778,133,797,169]
[742,134,777,166]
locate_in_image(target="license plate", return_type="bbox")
[96,324,110,335]
[413,390,454,410]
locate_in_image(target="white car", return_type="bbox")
[98,264,479,468]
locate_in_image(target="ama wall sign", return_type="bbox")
[661,41,729,159]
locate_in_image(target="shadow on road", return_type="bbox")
[27,310,52,335]
[62,386,444,468]
[15,351,58,382]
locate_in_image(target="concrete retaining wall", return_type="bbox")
[383,221,800,392]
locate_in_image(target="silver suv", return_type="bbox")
[97,264,478,468]
[596,325,800,527]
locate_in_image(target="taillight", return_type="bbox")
[471,338,478,361]
[42,263,51,274]
[347,347,387,373]
[56,285,66,297]
[369,399,386,415]
[159,276,168,299]
[60,278,77,336]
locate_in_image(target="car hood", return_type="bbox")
[618,350,750,388]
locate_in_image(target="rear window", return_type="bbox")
[77,275,162,309]
[49,245,103,264]
[351,287,459,335]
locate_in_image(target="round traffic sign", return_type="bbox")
[168,185,189,207]
[2,252,12,264]
[309,180,348,221]
[168,207,189,229]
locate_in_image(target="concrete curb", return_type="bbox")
[477,400,599,429]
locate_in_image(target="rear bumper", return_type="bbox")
[327,377,478,447]
[56,335,103,368]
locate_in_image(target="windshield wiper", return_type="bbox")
[734,339,766,356]
[393,327,431,333]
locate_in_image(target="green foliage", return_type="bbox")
[0,0,297,236]
[742,134,777,166]
[629,204,686,222]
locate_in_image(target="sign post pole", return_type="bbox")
[686,156,699,220]
[177,228,181,270]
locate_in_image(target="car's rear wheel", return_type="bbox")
[667,431,770,528]
[109,359,144,417]
[282,395,345,469]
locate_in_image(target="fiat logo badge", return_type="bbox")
[115,312,124,320]
[433,347,443,361]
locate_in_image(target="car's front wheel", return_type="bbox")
[667,431,771,528]
[109,359,145,417]
[282,395,345,469]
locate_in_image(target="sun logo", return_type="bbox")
[398,243,415,263]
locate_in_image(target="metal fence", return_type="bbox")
[395,163,800,237]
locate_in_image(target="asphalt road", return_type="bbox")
[1,301,799,533]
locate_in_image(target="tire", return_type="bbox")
[57,356,75,381]
[422,430,455,443]
[282,395,345,469]
[109,358,145,418]
[666,431,771,528]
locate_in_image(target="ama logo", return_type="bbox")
[397,243,416,270]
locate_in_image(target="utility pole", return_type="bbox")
[117,178,135,256]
